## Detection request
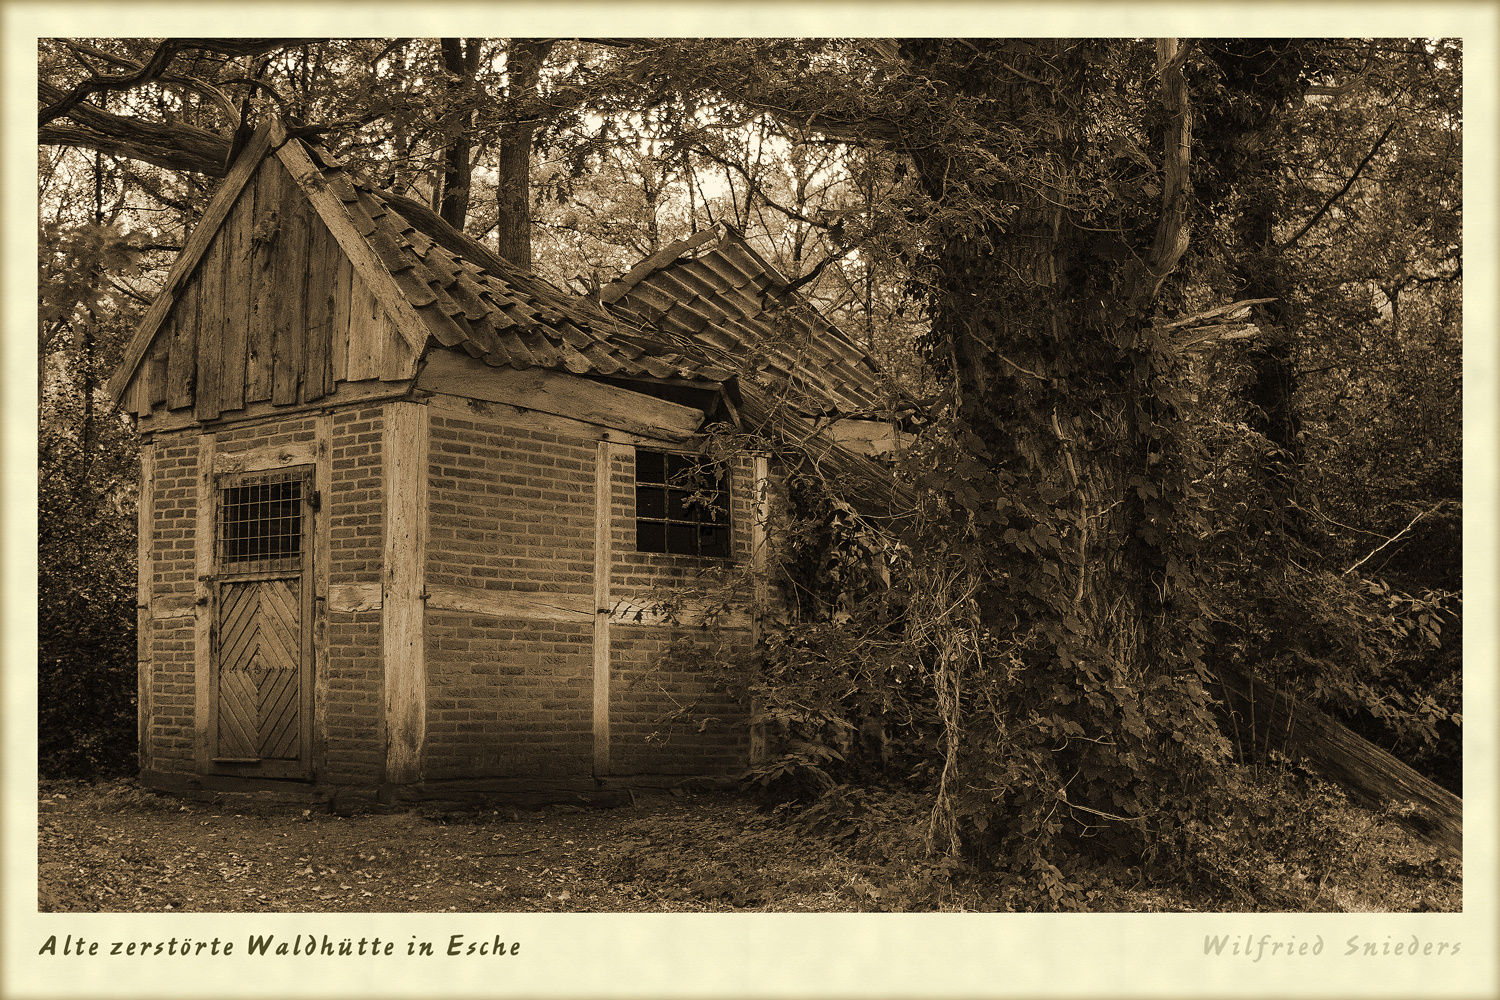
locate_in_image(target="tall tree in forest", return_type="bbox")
[492,39,556,268]
[1184,38,1462,784]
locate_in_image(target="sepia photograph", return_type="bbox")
[17,18,1491,999]
[35,32,1465,917]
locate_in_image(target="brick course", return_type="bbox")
[144,431,200,778]
[147,618,196,772]
[426,411,596,594]
[324,406,387,779]
[423,612,592,779]
[149,431,199,602]
[331,407,384,584]
[609,625,751,776]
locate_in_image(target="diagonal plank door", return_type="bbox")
[217,577,303,761]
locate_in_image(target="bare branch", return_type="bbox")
[1342,503,1447,576]
[1157,297,1277,330]
[779,244,857,297]
[1280,120,1399,252]
[39,38,317,128]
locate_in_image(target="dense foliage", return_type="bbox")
[37,38,1461,905]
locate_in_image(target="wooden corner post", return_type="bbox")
[193,433,217,771]
[749,454,770,765]
[592,440,614,778]
[383,401,428,786]
[136,443,154,769]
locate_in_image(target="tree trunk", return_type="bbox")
[494,39,555,270]
[897,40,1218,856]
[437,38,481,231]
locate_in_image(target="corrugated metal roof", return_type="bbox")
[301,141,734,385]
[598,224,888,416]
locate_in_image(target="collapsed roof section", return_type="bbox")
[598,224,889,419]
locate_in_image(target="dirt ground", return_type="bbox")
[37,779,867,913]
[37,778,1460,914]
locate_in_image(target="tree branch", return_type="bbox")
[780,244,857,297]
[39,38,318,128]
[1342,502,1446,576]
[690,145,838,233]
[1279,120,1399,252]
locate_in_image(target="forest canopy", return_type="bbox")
[35,35,1463,906]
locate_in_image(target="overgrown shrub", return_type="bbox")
[39,417,139,780]
[1181,755,1370,911]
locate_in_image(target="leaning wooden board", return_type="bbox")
[1211,661,1462,861]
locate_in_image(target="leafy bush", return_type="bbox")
[39,408,139,780]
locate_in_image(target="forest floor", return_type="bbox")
[37,777,1460,914]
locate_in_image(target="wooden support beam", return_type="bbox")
[607,597,752,631]
[382,401,428,786]
[151,594,196,619]
[593,440,614,779]
[193,433,217,770]
[1212,662,1462,860]
[749,453,769,765]
[416,351,705,442]
[312,412,332,780]
[423,393,687,450]
[424,584,591,624]
[827,417,905,457]
[328,583,383,614]
[137,380,415,437]
[137,443,154,769]
[213,439,319,476]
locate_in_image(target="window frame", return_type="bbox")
[214,466,314,581]
[634,448,732,559]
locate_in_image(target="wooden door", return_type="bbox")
[211,466,314,776]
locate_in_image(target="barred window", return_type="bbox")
[635,450,730,559]
[217,470,307,574]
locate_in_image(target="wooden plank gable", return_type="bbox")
[272,166,310,407]
[245,154,282,405]
[193,204,227,421]
[107,123,273,409]
[112,121,417,423]
[166,279,198,411]
[220,181,255,413]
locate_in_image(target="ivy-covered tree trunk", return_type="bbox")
[899,39,1225,864]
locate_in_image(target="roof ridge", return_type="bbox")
[598,225,724,305]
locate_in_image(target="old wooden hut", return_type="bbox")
[107,121,901,804]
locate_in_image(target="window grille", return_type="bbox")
[635,449,730,558]
[217,469,307,575]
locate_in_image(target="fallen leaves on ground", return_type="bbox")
[36,778,1460,914]
[38,779,878,913]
